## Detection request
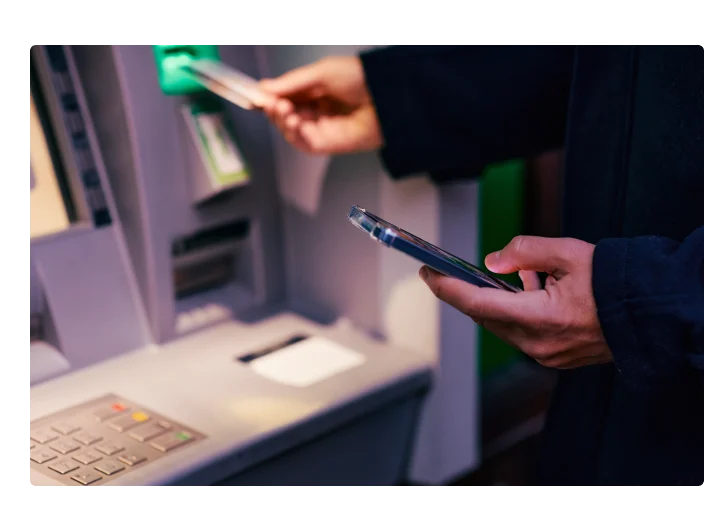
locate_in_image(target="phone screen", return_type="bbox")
[349,206,519,292]
[368,210,487,272]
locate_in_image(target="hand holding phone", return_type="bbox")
[347,205,520,292]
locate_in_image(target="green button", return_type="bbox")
[177,432,192,441]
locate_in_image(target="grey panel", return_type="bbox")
[211,396,423,485]
[32,227,150,370]
[283,153,384,328]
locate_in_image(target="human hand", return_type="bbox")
[419,236,613,369]
[259,57,383,154]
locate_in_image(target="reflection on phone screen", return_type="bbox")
[363,210,515,290]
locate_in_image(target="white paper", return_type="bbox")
[249,336,365,388]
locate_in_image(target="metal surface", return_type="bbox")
[30,394,205,486]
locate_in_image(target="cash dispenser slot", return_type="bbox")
[172,219,249,299]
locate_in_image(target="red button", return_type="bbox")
[112,403,126,411]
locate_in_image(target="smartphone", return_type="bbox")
[347,205,521,292]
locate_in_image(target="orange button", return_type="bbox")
[112,403,126,411]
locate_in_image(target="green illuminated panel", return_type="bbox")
[153,45,220,95]
[478,160,525,378]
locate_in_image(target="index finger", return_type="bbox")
[421,268,546,324]
[259,63,325,98]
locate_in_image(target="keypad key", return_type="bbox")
[30,429,59,444]
[91,401,129,422]
[52,422,80,435]
[94,460,125,476]
[118,452,146,467]
[107,411,150,432]
[71,471,102,485]
[129,421,171,442]
[31,450,58,464]
[149,431,194,453]
[51,440,81,455]
[74,431,102,446]
[96,442,124,456]
[49,460,80,475]
[72,451,102,465]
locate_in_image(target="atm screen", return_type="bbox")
[30,65,75,239]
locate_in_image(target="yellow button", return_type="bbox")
[132,412,149,422]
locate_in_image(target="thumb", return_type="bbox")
[485,236,572,276]
[259,62,327,97]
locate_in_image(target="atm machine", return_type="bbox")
[30,45,482,486]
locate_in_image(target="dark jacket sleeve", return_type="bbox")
[593,226,704,394]
[359,45,575,181]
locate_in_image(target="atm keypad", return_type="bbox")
[73,451,102,465]
[95,442,124,456]
[31,429,59,444]
[51,440,81,455]
[150,431,195,453]
[30,394,205,485]
[74,431,103,446]
[129,421,171,442]
[107,411,150,432]
[31,450,57,464]
[92,402,129,422]
[94,460,125,476]
[49,460,80,475]
[52,422,81,435]
[71,471,102,486]
[118,452,146,467]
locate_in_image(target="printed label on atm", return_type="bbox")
[187,108,250,188]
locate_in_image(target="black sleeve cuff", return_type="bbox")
[359,48,428,178]
[592,237,690,394]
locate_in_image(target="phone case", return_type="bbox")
[347,205,520,292]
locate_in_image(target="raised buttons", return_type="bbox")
[94,460,125,476]
[51,440,81,455]
[74,431,103,446]
[107,411,150,432]
[29,395,205,485]
[128,421,171,442]
[71,471,102,485]
[72,451,102,465]
[118,452,146,467]
[96,442,124,456]
[31,450,58,464]
[30,429,59,444]
[52,422,80,435]
[49,460,80,475]
[149,431,194,453]
[92,402,129,422]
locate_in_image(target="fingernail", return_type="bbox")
[419,267,429,281]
